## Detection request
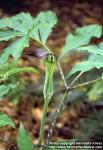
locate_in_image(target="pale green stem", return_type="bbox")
[35,39,53,54]
[14,67,38,73]
[69,77,102,90]
[45,89,69,145]
[57,62,68,89]
[0,67,38,81]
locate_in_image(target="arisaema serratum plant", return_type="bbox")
[0,10,103,150]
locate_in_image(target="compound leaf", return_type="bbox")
[0,113,15,128]
[0,61,38,81]
[30,11,57,44]
[0,36,29,65]
[88,54,103,61]
[62,24,102,56]
[66,56,103,78]
[66,61,93,78]
[0,30,22,41]
[0,12,34,64]
[77,42,103,56]
[0,83,17,98]
[0,61,38,97]
[0,12,33,34]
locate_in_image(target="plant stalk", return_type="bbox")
[57,62,68,89]
[70,77,102,90]
[45,89,68,144]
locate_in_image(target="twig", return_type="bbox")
[45,90,68,146]
[68,71,83,88]
[57,62,68,89]
[70,77,102,90]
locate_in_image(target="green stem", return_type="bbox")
[57,62,68,89]
[70,77,102,90]
[35,39,53,54]
[11,67,38,74]
[59,89,68,112]
[38,99,49,149]
[45,90,68,144]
